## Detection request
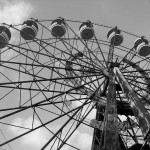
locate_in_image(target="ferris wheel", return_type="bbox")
[0,17,150,150]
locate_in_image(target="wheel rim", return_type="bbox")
[0,18,150,150]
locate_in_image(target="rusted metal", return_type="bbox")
[103,44,120,150]
[91,105,104,150]
[114,67,150,136]
[103,67,120,150]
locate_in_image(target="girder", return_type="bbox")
[103,67,120,150]
[114,67,150,137]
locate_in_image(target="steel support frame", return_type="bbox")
[103,45,120,150]
[103,66,120,150]
[91,105,104,150]
[114,67,150,137]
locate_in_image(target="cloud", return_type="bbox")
[0,0,34,44]
[22,128,49,148]
[45,125,92,150]
[68,130,92,150]
[0,0,34,24]
[9,117,50,148]
[0,0,34,76]
[9,116,93,150]
[76,132,92,149]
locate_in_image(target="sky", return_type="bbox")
[29,0,150,36]
[0,0,150,150]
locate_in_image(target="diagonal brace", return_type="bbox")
[114,67,150,136]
